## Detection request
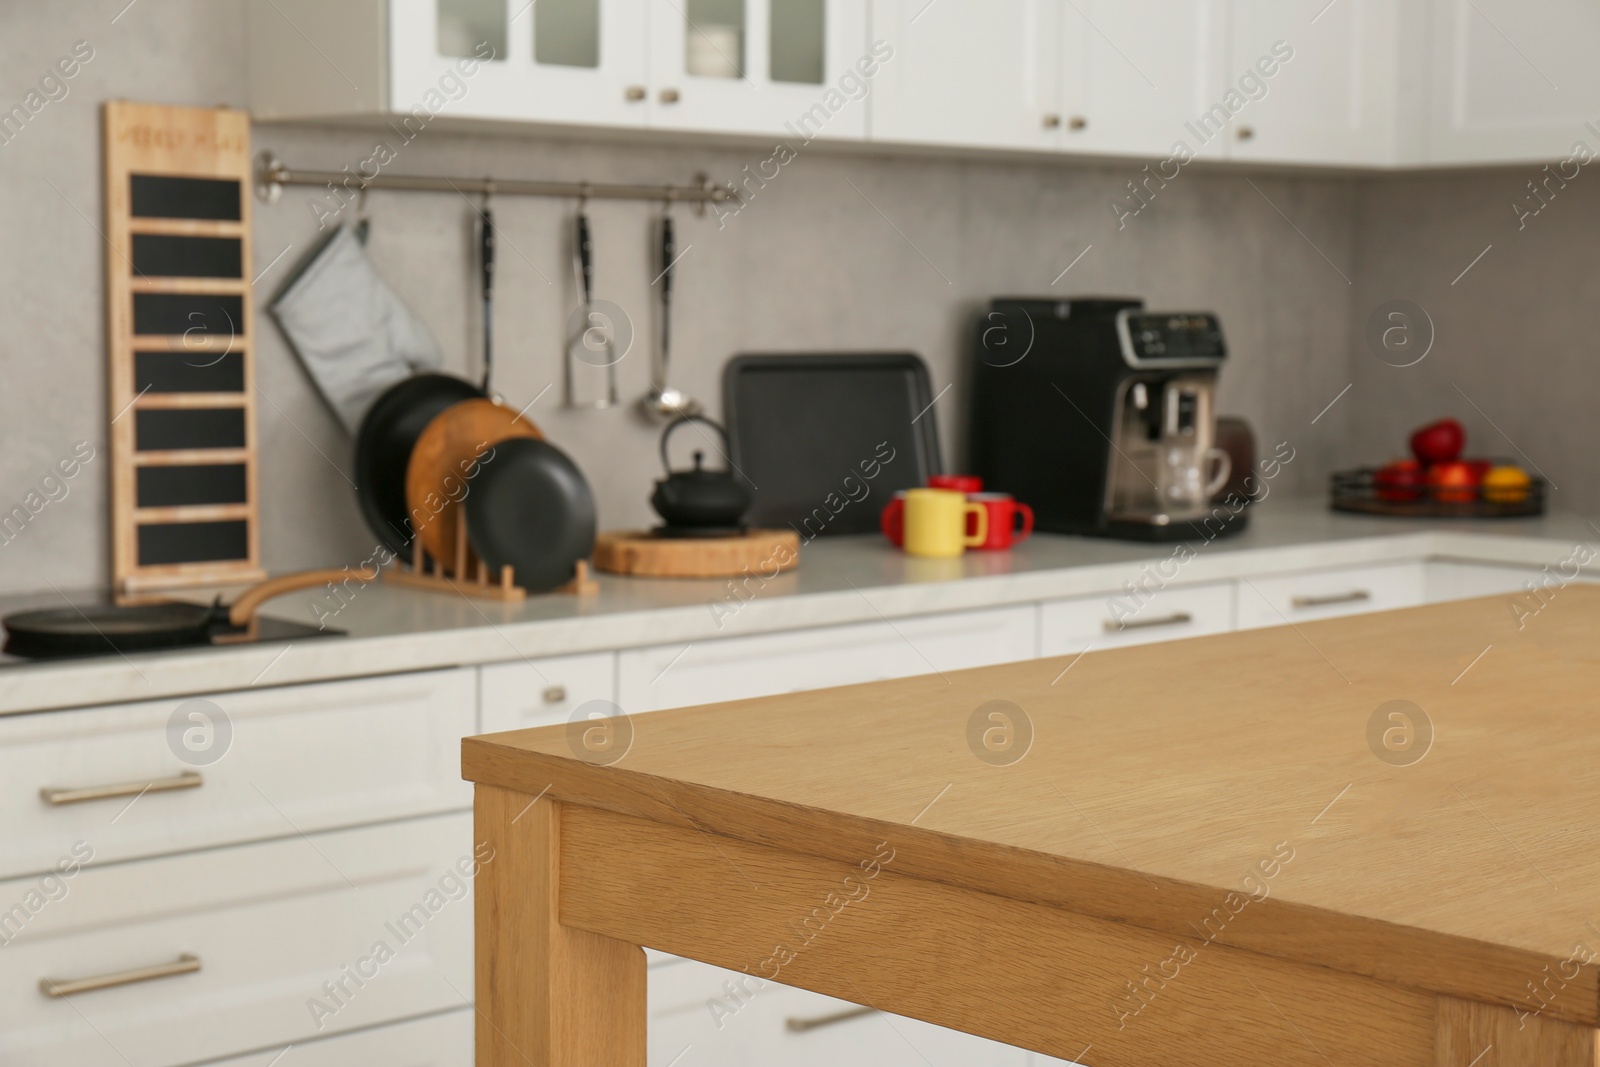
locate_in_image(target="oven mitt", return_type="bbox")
[270,224,443,434]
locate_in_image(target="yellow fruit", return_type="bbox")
[1482,465,1531,503]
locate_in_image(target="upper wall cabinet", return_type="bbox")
[1226,0,1401,166]
[647,0,871,138]
[869,0,1065,151]
[1059,0,1229,160]
[248,0,868,140]
[1427,0,1600,164]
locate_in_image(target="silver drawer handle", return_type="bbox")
[40,770,202,806]
[1290,590,1371,609]
[40,953,200,997]
[786,1005,876,1032]
[1104,611,1193,633]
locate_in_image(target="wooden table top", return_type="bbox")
[464,585,1600,1020]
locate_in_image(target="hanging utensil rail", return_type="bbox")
[254,152,737,214]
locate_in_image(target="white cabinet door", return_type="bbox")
[1236,562,1426,630]
[1427,0,1600,164]
[389,0,651,127]
[618,605,1038,711]
[205,1008,472,1065]
[1226,0,1400,165]
[869,0,1064,150]
[0,814,473,1067]
[648,0,870,138]
[650,956,1029,1067]
[0,669,475,882]
[1040,581,1235,656]
[480,652,617,735]
[1060,0,1229,160]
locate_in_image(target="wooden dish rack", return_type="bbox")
[383,507,597,601]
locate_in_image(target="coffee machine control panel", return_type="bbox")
[1116,310,1227,368]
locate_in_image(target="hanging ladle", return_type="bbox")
[639,197,702,422]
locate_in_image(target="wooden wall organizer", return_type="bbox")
[104,102,263,599]
[383,507,598,600]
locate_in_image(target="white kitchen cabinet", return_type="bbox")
[0,669,475,882]
[1060,0,1229,160]
[618,605,1037,711]
[650,956,1029,1067]
[647,0,870,138]
[480,651,617,734]
[1427,0,1600,164]
[0,813,473,1067]
[869,0,1065,150]
[1040,580,1235,656]
[1226,0,1402,165]
[1235,561,1426,630]
[204,1008,472,1065]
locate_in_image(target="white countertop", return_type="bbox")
[1,497,1591,715]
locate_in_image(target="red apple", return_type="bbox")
[1427,460,1480,503]
[1374,458,1424,502]
[1410,418,1466,465]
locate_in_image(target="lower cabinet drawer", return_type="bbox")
[202,1008,472,1065]
[649,957,1029,1067]
[0,813,474,1067]
[0,669,475,881]
[1040,582,1235,656]
[619,606,1038,712]
[1235,563,1425,630]
[480,652,617,735]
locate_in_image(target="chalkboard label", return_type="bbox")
[130,174,242,221]
[135,408,246,451]
[132,234,243,278]
[137,464,248,507]
[133,293,244,338]
[134,351,245,394]
[138,520,250,565]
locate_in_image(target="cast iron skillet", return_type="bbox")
[355,373,485,556]
[465,438,596,593]
[3,569,368,658]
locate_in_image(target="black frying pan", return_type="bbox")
[355,373,485,556]
[465,438,596,593]
[3,569,367,658]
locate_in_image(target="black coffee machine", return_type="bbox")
[969,297,1246,542]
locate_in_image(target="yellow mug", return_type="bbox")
[903,488,987,558]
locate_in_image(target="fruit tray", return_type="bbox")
[1329,468,1546,518]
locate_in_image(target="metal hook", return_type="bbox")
[354,184,371,242]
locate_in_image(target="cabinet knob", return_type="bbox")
[1042,113,1061,129]
[624,85,646,102]
[1237,125,1255,141]
[1068,115,1088,131]
[659,88,681,104]
[542,685,568,704]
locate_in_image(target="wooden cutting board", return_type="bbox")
[593,529,799,578]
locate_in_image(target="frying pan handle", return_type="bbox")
[227,568,378,628]
[659,414,729,474]
[577,211,593,303]
[480,209,495,300]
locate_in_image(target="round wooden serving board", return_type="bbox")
[593,529,800,578]
[406,398,542,571]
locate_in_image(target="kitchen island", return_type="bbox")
[464,585,1600,1067]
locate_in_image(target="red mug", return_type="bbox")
[881,491,908,546]
[928,474,983,495]
[969,492,1033,550]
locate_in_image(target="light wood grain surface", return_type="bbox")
[465,587,1600,1025]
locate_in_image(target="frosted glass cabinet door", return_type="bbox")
[869,0,1065,150]
[1058,0,1228,160]
[647,0,870,138]
[1226,0,1401,165]
[1428,0,1600,164]
[389,0,650,128]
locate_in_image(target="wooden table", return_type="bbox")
[463,586,1600,1066]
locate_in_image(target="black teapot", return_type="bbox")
[650,416,751,536]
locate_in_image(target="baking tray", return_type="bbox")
[724,353,941,536]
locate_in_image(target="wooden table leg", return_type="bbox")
[476,786,646,1067]
[1437,995,1600,1066]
